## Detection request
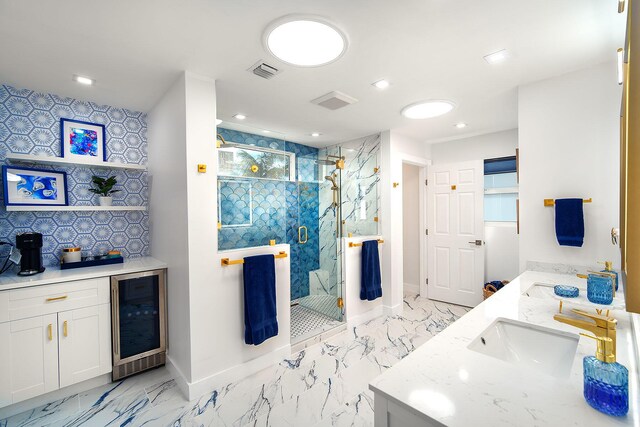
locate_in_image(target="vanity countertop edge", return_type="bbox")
[368,270,640,427]
[0,256,167,290]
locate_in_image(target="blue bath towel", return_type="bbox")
[555,198,585,247]
[243,254,278,345]
[360,240,382,301]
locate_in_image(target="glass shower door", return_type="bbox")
[295,147,343,322]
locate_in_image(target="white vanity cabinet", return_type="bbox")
[0,278,112,407]
[0,314,59,406]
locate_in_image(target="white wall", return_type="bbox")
[343,236,384,326]
[148,73,192,384]
[380,131,430,312]
[402,163,420,291]
[430,129,518,164]
[148,72,291,400]
[518,62,621,271]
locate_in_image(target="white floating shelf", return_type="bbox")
[5,206,146,212]
[6,154,147,171]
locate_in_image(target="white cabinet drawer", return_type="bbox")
[0,278,110,323]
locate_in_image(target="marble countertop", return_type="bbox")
[0,256,167,291]
[369,271,640,426]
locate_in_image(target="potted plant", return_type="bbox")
[89,175,120,206]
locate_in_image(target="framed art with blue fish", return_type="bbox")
[2,165,68,206]
[60,118,106,163]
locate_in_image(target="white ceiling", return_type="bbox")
[0,0,625,147]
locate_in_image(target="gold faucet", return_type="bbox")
[554,308,617,354]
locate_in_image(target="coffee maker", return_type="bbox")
[16,232,45,276]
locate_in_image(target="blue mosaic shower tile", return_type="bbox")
[217,128,320,300]
[0,84,149,267]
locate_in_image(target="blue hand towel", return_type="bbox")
[360,240,382,301]
[555,198,585,247]
[243,254,278,345]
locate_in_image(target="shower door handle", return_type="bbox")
[298,226,308,244]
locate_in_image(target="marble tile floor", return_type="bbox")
[0,293,469,427]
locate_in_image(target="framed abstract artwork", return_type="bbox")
[2,165,68,206]
[60,118,106,163]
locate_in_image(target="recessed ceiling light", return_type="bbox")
[73,75,94,85]
[311,132,321,137]
[233,114,247,120]
[483,49,509,64]
[215,119,223,125]
[401,100,455,119]
[372,79,390,89]
[265,16,347,67]
[263,130,271,133]
[455,123,467,129]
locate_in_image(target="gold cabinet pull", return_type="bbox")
[63,321,68,337]
[47,324,52,341]
[46,295,68,303]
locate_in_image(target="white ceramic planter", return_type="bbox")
[98,196,113,206]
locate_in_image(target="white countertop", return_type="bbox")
[0,257,167,291]
[369,271,640,426]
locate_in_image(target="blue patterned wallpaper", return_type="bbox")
[0,84,149,267]
[217,128,319,300]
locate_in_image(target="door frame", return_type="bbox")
[399,154,431,298]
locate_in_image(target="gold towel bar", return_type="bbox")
[221,251,288,266]
[349,239,384,248]
[544,198,592,207]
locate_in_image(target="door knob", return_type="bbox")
[468,240,483,246]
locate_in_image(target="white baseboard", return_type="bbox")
[383,303,403,316]
[165,355,190,400]
[403,282,420,295]
[172,344,292,401]
[0,373,111,419]
[346,305,384,328]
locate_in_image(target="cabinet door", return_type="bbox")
[58,304,112,388]
[0,314,59,405]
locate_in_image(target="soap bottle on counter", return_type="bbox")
[599,261,619,291]
[586,272,615,305]
[582,334,628,416]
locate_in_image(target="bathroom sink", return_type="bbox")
[468,318,579,378]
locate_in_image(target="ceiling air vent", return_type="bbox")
[311,91,358,110]
[249,60,281,79]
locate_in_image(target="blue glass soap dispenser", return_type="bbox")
[599,261,619,291]
[581,334,628,416]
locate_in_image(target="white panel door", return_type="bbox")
[58,304,112,388]
[0,314,59,404]
[427,161,484,307]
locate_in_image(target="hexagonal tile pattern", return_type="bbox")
[1,84,149,266]
[29,109,55,128]
[28,92,55,111]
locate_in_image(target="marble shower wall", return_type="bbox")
[315,133,381,298]
[216,128,319,300]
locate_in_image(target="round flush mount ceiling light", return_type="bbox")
[401,100,456,119]
[264,16,348,67]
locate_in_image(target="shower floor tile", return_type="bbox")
[297,294,341,319]
[290,304,342,342]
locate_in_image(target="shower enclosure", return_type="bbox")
[216,123,345,343]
